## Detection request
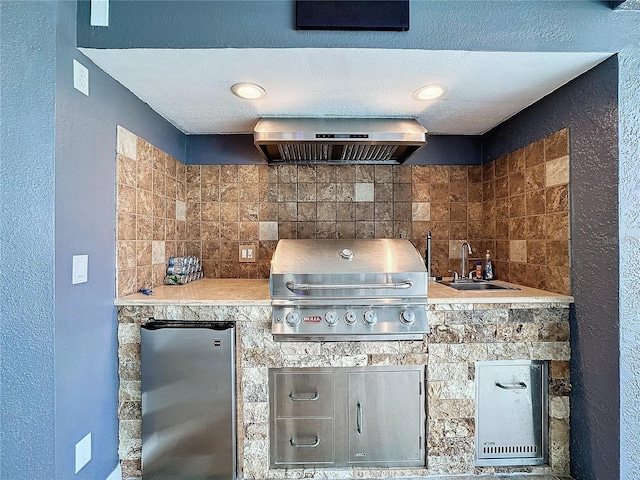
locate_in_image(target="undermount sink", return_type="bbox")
[440,280,520,291]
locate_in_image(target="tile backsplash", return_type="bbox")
[115,127,570,296]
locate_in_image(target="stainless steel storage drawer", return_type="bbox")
[272,370,335,418]
[273,418,335,465]
[475,360,548,466]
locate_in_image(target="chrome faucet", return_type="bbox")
[460,242,472,281]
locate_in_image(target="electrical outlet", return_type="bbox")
[72,255,88,284]
[75,432,91,473]
[73,60,89,96]
[239,244,256,263]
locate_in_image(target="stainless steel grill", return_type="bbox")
[269,239,429,341]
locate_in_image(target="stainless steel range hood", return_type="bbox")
[254,117,427,165]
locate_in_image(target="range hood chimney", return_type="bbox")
[254,117,427,165]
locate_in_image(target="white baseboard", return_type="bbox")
[105,463,122,480]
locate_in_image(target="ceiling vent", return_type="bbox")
[253,117,427,165]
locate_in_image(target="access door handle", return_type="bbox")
[290,436,320,448]
[289,392,319,401]
[495,381,527,390]
[356,402,363,434]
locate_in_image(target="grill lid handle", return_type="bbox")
[285,280,413,292]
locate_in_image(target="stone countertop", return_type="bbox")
[114,278,573,306]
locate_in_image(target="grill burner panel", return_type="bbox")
[269,239,429,341]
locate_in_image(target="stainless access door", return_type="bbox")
[141,320,236,480]
[346,368,425,466]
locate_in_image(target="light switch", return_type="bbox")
[239,244,256,263]
[72,255,88,284]
[73,60,89,96]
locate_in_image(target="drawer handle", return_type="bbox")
[289,392,319,401]
[290,436,320,448]
[495,381,527,390]
[357,402,362,434]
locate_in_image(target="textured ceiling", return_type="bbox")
[81,48,611,136]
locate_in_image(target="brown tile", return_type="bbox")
[295,165,315,183]
[430,166,450,183]
[201,202,219,222]
[509,262,527,285]
[135,189,151,217]
[546,265,571,295]
[550,360,570,379]
[412,165,430,183]
[525,264,547,290]
[316,183,337,202]
[152,169,166,196]
[526,191,546,216]
[374,165,393,183]
[495,175,509,198]
[117,241,137,270]
[200,222,219,241]
[317,202,337,222]
[544,213,570,240]
[336,183,355,202]
[259,183,278,203]
[509,217,526,240]
[355,221,375,238]
[430,183,449,201]
[393,182,412,202]
[153,194,167,219]
[117,154,137,187]
[239,202,259,222]
[220,241,239,261]
[429,222,450,240]
[509,171,525,196]
[238,262,258,278]
[220,262,239,278]
[527,240,545,264]
[449,166,467,183]
[482,160,495,182]
[297,182,316,202]
[468,202,482,221]
[239,222,258,241]
[495,197,509,219]
[546,240,570,267]
[450,203,468,222]
[258,165,278,183]
[393,165,412,184]
[468,220,483,239]
[153,217,166,240]
[496,218,510,240]
[525,163,545,191]
[336,222,356,239]
[220,165,238,183]
[483,218,496,239]
[166,177,177,199]
[375,183,393,202]
[220,221,239,240]
[137,215,152,240]
[136,265,152,291]
[494,156,509,178]
[118,184,137,214]
[430,203,450,222]
[297,202,316,222]
[336,165,356,183]
[220,183,239,202]
[393,221,411,241]
[355,165,374,182]
[278,202,297,222]
[238,165,259,184]
[495,240,509,262]
[239,183,260,202]
[220,202,239,222]
[394,202,412,221]
[201,240,220,261]
[468,166,482,184]
[526,215,545,240]
[545,128,569,160]
[450,222,468,239]
[316,165,336,183]
[277,165,297,183]
[412,183,431,202]
[374,221,394,238]
[509,194,525,218]
[201,165,221,183]
[546,184,569,213]
[336,202,356,221]
[316,222,336,239]
[166,219,176,241]
[175,220,186,238]
[137,163,153,192]
[412,221,429,241]
[278,221,297,239]
[449,182,467,202]
[375,201,393,221]
[468,183,483,203]
[525,139,545,167]
[509,149,525,172]
[136,240,152,266]
[483,199,495,221]
[356,202,374,221]
[483,180,495,202]
[297,221,316,239]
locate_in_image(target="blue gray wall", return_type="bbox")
[1,2,184,479]
[483,56,620,480]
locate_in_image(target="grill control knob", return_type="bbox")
[285,311,301,327]
[344,311,357,325]
[362,309,377,326]
[325,311,339,327]
[400,309,416,325]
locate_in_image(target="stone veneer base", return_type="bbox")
[117,303,570,480]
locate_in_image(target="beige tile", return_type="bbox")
[509,240,527,263]
[176,200,186,221]
[546,155,569,187]
[116,126,137,159]
[412,202,431,221]
[355,182,374,202]
[259,221,278,241]
[152,240,166,265]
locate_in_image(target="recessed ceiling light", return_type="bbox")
[413,84,446,101]
[231,83,266,100]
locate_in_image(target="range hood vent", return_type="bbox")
[254,118,427,165]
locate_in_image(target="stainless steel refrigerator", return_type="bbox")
[140,320,236,480]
